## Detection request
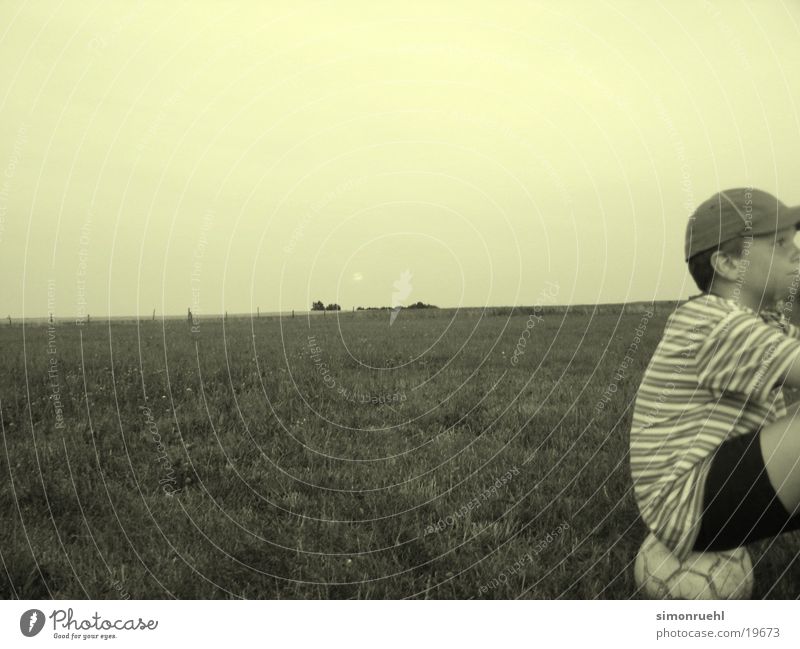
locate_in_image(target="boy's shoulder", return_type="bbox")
[667,293,790,341]
[664,293,737,337]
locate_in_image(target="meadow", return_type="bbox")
[2,304,800,599]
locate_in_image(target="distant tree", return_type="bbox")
[407,301,438,309]
[325,303,341,311]
[311,300,325,311]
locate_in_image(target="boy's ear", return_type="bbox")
[709,249,744,283]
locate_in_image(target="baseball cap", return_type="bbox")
[685,188,800,262]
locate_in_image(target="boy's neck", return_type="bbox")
[709,283,774,313]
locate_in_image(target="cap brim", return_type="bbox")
[749,204,800,236]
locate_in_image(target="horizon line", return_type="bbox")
[5,298,684,322]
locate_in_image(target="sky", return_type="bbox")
[2,0,800,318]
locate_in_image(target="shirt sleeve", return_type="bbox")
[695,311,800,401]
[785,320,800,340]
[762,307,800,340]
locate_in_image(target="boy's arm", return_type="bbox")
[697,311,800,399]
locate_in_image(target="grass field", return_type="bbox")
[2,305,800,599]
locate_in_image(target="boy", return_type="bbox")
[630,188,800,561]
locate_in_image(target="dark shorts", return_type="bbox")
[692,427,800,552]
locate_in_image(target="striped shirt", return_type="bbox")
[630,292,800,560]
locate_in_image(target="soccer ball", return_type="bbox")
[634,533,754,599]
